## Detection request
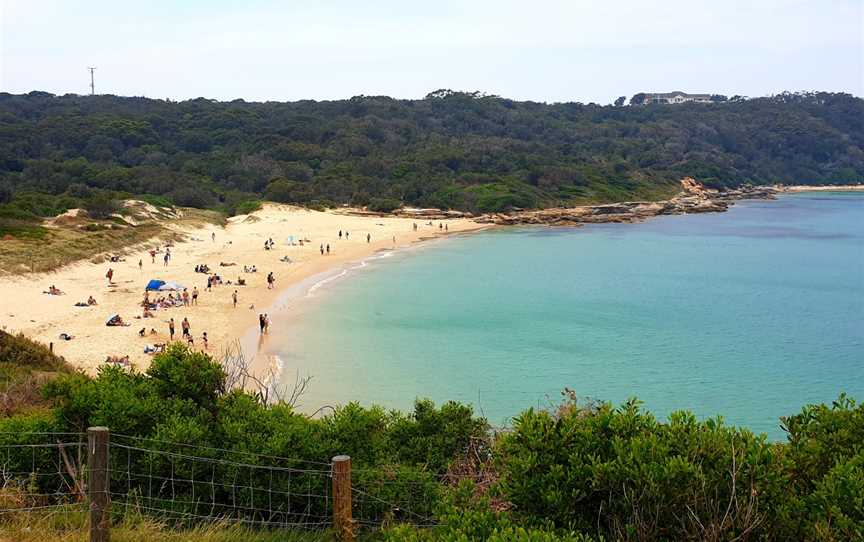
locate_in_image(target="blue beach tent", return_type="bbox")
[145,279,165,291]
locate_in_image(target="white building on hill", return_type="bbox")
[645,91,712,104]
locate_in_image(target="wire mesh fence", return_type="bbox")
[0,428,456,540]
[0,432,89,536]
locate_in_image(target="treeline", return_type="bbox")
[0,342,861,540]
[0,90,862,219]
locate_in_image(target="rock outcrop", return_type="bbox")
[476,179,777,226]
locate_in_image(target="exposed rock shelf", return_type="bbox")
[476,180,777,226]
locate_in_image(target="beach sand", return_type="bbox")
[0,204,486,376]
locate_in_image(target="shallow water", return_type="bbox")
[271,193,864,439]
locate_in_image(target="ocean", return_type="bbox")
[268,192,864,440]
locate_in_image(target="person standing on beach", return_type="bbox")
[367,233,371,243]
[211,232,216,243]
[150,250,156,264]
[413,222,418,231]
[264,314,270,333]
[182,289,189,306]
[326,244,330,254]
[181,317,190,338]
[138,259,142,271]
[345,231,349,239]
[168,318,175,341]
[339,230,342,239]
[106,268,114,284]
[163,252,169,267]
[192,286,199,305]
[320,244,324,255]
[232,290,238,308]
[258,314,265,333]
[202,332,208,350]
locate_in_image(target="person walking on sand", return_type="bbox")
[320,244,324,255]
[232,290,238,308]
[192,286,199,305]
[258,314,265,334]
[326,244,330,255]
[168,318,175,341]
[211,232,216,243]
[150,250,156,264]
[181,317,190,338]
[339,230,342,240]
[106,268,114,284]
[163,252,169,267]
[367,233,371,243]
[138,259,142,271]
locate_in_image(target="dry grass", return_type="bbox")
[0,508,333,542]
[0,208,223,276]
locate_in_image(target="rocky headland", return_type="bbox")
[475,178,778,226]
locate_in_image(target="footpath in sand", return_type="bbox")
[0,205,485,375]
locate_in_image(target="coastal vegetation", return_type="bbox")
[0,90,861,233]
[0,338,860,540]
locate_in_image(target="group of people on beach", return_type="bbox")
[48,218,458,368]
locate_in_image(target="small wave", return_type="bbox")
[306,269,348,297]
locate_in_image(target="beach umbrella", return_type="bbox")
[159,281,184,291]
[145,279,165,291]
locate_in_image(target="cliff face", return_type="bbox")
[476,179,777,226]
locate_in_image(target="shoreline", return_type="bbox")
[0,205,490,376]
[242,228,485,391]
[778,184,864,192]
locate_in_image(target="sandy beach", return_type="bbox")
[0,204,486,376]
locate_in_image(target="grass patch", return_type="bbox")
[0,509,334,542]
[0,331,75,416]
[0,208,223,275]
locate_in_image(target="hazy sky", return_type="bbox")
[1,0,861,103]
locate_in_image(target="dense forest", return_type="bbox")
[0,90,862,218]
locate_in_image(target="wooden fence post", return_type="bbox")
[332,455,354,541]
[87,426,110,542]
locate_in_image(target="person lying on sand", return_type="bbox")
[219,262,236,267]
[105,355,130,366]
[44,285,64,295]
[144,343,165,354]
[237,277,246,286]
[58,333,74,341]
[279,256,292,263]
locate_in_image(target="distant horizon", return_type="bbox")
[4,87,861,106]
[1,0,861,104]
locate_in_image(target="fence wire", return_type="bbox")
[0,430,456,534]
[0,432,88,534]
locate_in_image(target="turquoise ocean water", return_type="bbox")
[270,193,864,439]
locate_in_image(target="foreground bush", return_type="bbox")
[496,396,864,541]
[0,342,860,540]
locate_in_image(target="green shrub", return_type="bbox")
[367,197,402,213]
